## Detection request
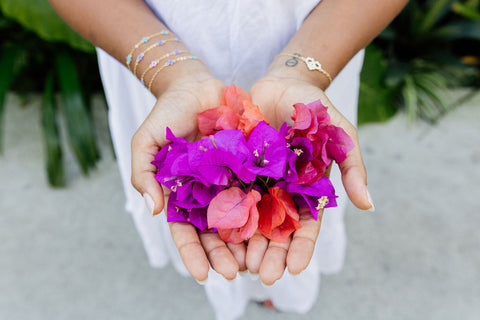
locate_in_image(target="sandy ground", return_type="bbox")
[1,91,479,320]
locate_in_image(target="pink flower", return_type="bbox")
[287,99,355,184]
[207,187,261,244]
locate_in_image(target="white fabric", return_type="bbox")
[96,1,364,319]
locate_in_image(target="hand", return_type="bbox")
[247,74,373,285]
[131,73,245,283]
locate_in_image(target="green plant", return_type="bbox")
[0,1,104,187]
[359,0,480,124]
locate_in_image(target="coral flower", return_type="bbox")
[258,187,301,243]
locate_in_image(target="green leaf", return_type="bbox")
[42,72,65,187]
[55,51,99,175]
[0,43,23,153]
[419,0,458,34]
[0,0,94,52]
[402,76,419,122]
[358,45,397,125]
[433,20,480,40]
[452,2,480,21]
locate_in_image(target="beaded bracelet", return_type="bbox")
[139,49,191,86]
[132,38,182,77]
[277,53,333,85]
[147,55,201,91]
[126,30,170,71]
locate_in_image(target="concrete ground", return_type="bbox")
[1,91,479,320]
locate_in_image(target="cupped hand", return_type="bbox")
[131,74,245,283]
[247,75,373,285]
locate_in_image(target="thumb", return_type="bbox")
[131,130,165,215]
[337,127,375,212]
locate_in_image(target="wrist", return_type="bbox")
[265,54,332,91]
[149,58,214,98]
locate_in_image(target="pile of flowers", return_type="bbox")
[152,85,354,243]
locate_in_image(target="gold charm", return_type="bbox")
[305,57,322,71]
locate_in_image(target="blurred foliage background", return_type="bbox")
[0,0,479,187]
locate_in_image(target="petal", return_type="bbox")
[258,187,301,243]
[207,187,251,229]
[239,100,269,138]
[325,125,355,163]
[217,190,261,244]
[223,84,251,114]
[197,105,240,135]
[291,103,312,130]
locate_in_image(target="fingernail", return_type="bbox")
[226,275,237,283]
[143,193,155,215]
[261,281,273,288]
[238,270,248,277]
[366,189,375,212]
[249,272,259,280]
[196,277,208,285]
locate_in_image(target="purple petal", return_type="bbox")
[247,121,287,179]
[285,177,338,220]
[284,149,299,182]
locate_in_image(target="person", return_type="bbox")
[48,0,407,319]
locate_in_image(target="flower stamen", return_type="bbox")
[316,196,329,211]
[294,148,303,156]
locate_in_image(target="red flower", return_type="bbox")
[258,187,302,243]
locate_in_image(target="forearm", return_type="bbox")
[48,0,210,97]
[269,0,408,90]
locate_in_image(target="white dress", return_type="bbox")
[96,1,364,319]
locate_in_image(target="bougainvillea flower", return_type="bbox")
[288,100,354,165]
[238,100,269,138]
[167,192,209,230]
[188,130,256,184]
[208,187,261,244]
[284,148,299,182]
[246,121,287,179]
[223,84,251,114]
[290,137,314,162]
[324,125,355,164]
[283,178,338,220]
[197,85,253,136]
[295,158,327,185]
[258,187,301,243]
[197,105,240,136]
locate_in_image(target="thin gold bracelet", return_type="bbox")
[139,50,191,86]
[126,30,171,71]
[277,53,333,85]
[132,38,182,77]
[147,55,202,91]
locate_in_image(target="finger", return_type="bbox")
[227,242,247,272]
[245,230,269,275]
[131,129,166,215]
[259,237,291,286]
[199,232,239,280]
[169,221,210,282]
[286,208,323,275]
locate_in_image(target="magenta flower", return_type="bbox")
[245,121,287,179]
[283,178,338,220]
[167,191,209,230]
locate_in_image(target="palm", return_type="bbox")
[132,78,246,282]
[247,76,370,284]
